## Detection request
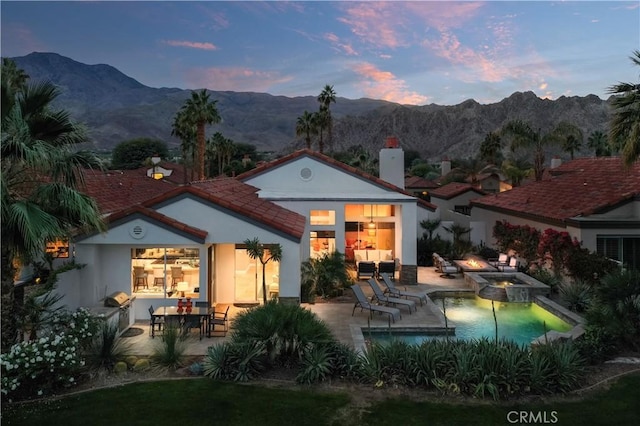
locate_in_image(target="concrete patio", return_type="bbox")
[120,266,471,356]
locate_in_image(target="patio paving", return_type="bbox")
[121,266,471,356]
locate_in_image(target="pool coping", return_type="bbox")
[351,289,585,353]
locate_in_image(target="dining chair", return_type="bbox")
[148,305,164,337]
[208,304,230,337]
[170,266,183,289]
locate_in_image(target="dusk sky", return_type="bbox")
[2,1,639,106]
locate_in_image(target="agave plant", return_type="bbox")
[85,320,131,371]
[150,322,188,370]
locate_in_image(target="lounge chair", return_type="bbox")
[379,273,428,306]
[499,257,518,272]
[357,261,376,280]
[367,279,416,314]
[350,285,401,323]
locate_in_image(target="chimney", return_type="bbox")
[550,156,562,169]
[379,136,404,189]
[441,157,451,176]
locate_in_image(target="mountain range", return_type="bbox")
[11,52,612,161]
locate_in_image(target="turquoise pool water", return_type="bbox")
[371,296,573,346]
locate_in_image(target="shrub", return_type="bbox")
[528,267,562,293]
[150,322,188,370]
[559,280,593,313]
[202,341,265,382]
[301,251,352,300]
[296,344,334,384]
[574,327,617,365]
[231,301,334,366]
[360,340,416,387]
[85,321,131,371]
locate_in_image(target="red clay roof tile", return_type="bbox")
[471,157,640,222]
[430,182,486,200]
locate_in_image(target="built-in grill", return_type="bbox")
[104,291,133,332]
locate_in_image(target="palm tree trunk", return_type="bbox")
[1,243,19,351]
[261,261,267,304]
[197,122,206,180]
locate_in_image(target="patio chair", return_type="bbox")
[492,253,509,268]
[379,273,428,306]
[357,261,376,280]
[350,285,401,323]
[183,314,205,340]
[367,278,416,314]
[377,260,395,279]
[499,257,518,272]
[148,305,164,337]
[208,304,230,337]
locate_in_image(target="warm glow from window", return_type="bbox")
[45,239,69,258]
[310,210,335,225]
[153,173,164,180]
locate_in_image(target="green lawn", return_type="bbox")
[3,374,640,426]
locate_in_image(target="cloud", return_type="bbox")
[337,2,406,49]
[324,32,358,56]
[351,62,428,105]
[0,23,47,56]
[184,67,293,92]
[164,40,217,50]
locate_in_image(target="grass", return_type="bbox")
[3,373,640,426]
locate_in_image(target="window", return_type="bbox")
[46,238,70,258]
[310,210,335,225]
[310,231,335,258]
[597,236,640,270]
[131,248,200,296]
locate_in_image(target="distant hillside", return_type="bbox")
[11,52,611,160]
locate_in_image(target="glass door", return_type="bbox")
[234,249,258,303]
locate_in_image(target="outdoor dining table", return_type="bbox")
[152,306,211,339]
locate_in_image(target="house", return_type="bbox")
[429,182,486,243]
[405,175,438,201]
[54,142,437,322]
[470,157,640,269]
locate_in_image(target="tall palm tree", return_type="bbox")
[1,71,104,349]
[178,90,221,180]
[501,120,582,181]
[295,110,317,149]
[501,156,532,187]
[171,111,196,182]
[244,238,282,304]
[607,50,640,167]
[312,109,330,154]
[587,130,611,157]
[479,132,503,165]
[449,157,496,186]
[317,85,336,151]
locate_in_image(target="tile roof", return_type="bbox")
[145,178,306,240]
[82,168,177,215]
[237,149,437,211]
[81,169,305,240]
[430,182,487,200]
[405,176,438,189]
[471,157,640,223]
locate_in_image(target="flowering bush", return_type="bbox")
[492,220,540,264]
[0,307,103,401]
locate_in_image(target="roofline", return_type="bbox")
[237,149,437,211]
[144,186,306,242]
[471,203,567,228]
[431,187,487,200]
[75,207,208,243]
[565,218,640,229]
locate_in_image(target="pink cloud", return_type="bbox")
[337,2,406,49]
[164,40,217,50]
[184,67,293,92]
[351,62,428,105]
[2,24,46,55]
[324,32,359,56]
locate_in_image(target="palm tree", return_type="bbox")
[244,238,282,304]
[501,156,532,187]
[312,109,330,154]
[317,85,336,151]
[587,130,611,157]
[171,111,196,182]
[1,72,104,349]
[479,132,503,165]
[501,120,582,181]
[420,219,441,241]
[562,133,583,160]
[177,90,221,180]
[449,157,496,186]
[607,50,640,167]
[295,110,317,149]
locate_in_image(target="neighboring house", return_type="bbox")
[55,144,437,322]
[429,182,487,243]
[405,175,439,201]
[470,157,640,269]
[466,172,512,194]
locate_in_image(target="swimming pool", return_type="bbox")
[369,295,573,346]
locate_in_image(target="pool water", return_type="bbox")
[372,296,573,346]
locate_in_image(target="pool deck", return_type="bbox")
[122,266,469,356]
